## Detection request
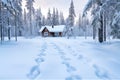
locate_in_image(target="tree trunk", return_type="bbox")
[98,28,103,43]
[98,13,104,43]
[2,24,4,41]
[8,27,10,40]
[0,25,2,42]
[103,13,106,41]
[0,2,3,43]
[8,16,11,41]
[15,12,17,41]
[30,6,32,35]
[93,26,96,40]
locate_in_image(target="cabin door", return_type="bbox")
[44,32,48,37]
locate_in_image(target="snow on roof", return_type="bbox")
[39,25,65,33]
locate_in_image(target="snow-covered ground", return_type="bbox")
[0,37,120,80]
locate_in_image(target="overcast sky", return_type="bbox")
[23,0,89,19]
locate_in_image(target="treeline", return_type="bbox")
[23,0,91,38]
[23,7,65,36]
[0,0,88,40]
[0,0,120,43]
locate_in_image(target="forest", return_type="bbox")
[0,0,120,80]
[0,0,120,43]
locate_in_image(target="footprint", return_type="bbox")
[72,53,77,56]
[35,57,44,64]
[66,75,82,80]
[59,50,65,55]
[93,64,110,80]
[38,53,46,56]
[40,49,45,53]
[68,46,71,49]
[38,47,46,56]
[78,55,83,60]
[62,61,70,66]
[61,56,71,61]
[67,65,76,72]
[27,65,40,79]
[62,61,76,72]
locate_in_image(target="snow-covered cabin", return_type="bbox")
[39,25,65,37]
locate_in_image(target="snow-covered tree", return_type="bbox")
[55,9,59,25]
[65,0,76,39]
[42,16,46,26]
[75,13,92,37]
[83,0,103,42]
[78,13,83,36]
[83,0,120,42]
[111,12,120,38]
[46,9,52,26]
[26,0,35,35]
[59,12,65,25]
[68,0,76,27]
[24,9,27,26]
[35,8,42,29]
[0,0,23,41]
[13,0,23,37]
[52,8,56,26]
[23,9,28,36]
[34,8,42,35]
[51,8,60,26]
[83,17,90,39]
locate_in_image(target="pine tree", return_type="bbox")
[23,9,28,36]
[52,8,56,26]
[83,0,120,42]
[78,13,82,36]
[66,0,76,39]
[0,0,22,41]
[42,16,46,26]
[68,0,76,27]
[0,0,23,41]
[59,12,65,25]
[46,9,52,26]
[35,8,42,29]
[12,0,23,40]
[24,9,27,25]
[55,9,59,25]
[26,0,35,35]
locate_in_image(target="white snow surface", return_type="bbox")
[0,37,120,80]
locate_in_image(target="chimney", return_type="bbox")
[52,25,54,28]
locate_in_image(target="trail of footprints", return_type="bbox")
[52,43,111,80]
[27,42,111,80]
[93,64,110,80]
[27,42,47,80]
[67,45,111,80]
[51,43,82,80]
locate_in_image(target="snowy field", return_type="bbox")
[0,37,120,80]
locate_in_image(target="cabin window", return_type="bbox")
[44,32,48,37]
[55,32,59,37]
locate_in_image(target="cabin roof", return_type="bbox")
[39,25,65,33]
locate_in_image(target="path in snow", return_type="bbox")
[27,38,113,80]
[0,37,120,80]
